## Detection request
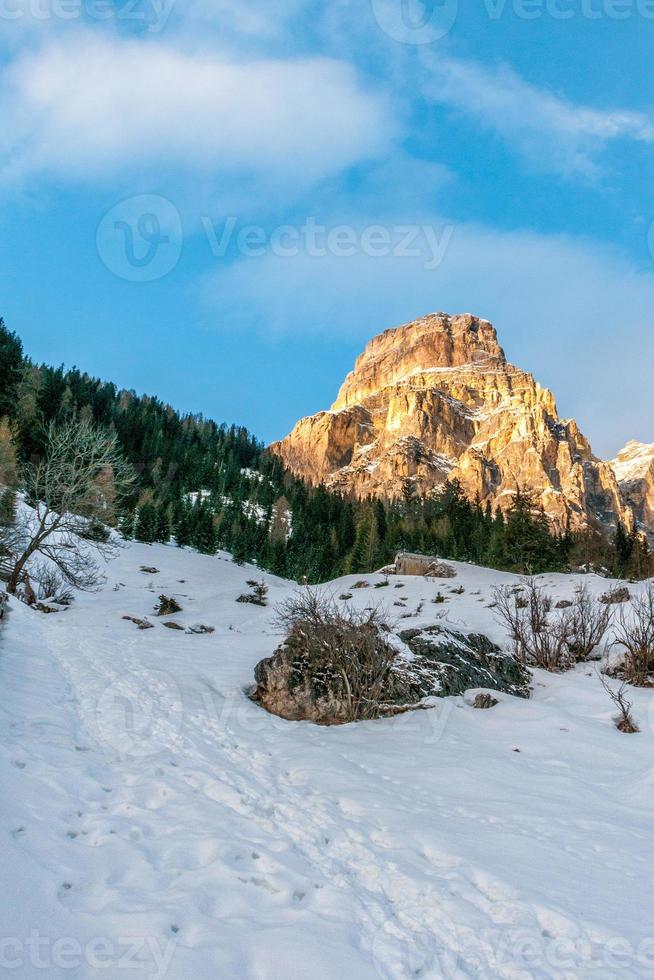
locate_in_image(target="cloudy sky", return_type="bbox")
[2,0,653,456]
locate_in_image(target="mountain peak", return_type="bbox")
[271,312,634,534]
[333,313,505,412]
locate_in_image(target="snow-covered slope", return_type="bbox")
[1,544,654,979]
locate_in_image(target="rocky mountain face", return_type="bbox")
[271,312,633,534]
[609,441,654,530]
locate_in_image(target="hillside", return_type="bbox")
[1,318,605,581]
[1,540,653,978]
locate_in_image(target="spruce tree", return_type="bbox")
[135,503,158,544]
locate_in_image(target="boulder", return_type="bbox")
[398,626,531,700]
[253,622,530,724]
[395,553,457,578]
[600,587,631,605]
[472,693,499,709]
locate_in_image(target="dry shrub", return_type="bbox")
[32,561,74,605]
[273,590,404,721]
[493,580,612,672]
[156,594,183,616]
[566,585,613,661]
[599,672,640,733]
[611,583,654,686]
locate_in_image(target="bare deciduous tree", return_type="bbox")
[4,419,135,595]
[611,583,654,686]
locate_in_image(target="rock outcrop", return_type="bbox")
[253,622,530,724]
[271,312,631,534]
[398,626,531,700]
[609,441,654,531]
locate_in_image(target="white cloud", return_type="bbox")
[422,53,654,178]
[168,0,306,38]
[202,214,654,456]
[0,33,394,188]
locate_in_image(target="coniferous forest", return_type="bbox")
[1,319,651,583]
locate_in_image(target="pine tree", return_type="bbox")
[0,322,24,419]
[119,510,136,540]
[135,503,158,543]
[155,502,171,543]
[172,500,192,547]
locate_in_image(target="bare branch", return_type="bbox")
[4,419,135,595]
[611,583,654,686]
[598,671,639,733]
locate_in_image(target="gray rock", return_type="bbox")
[599,587,631,605]
[472,693,499,709]
[398,626,531,700]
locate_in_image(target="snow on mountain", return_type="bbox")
[271,313,631,534]
[1,543,654,978]
[610,440,654,530]
[610,440,654,484]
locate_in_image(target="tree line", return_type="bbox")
[1,318,651,587]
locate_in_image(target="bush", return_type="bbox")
[599,673,639,733]
[611,583,654,686]
[565,585,613,662]
[32,561,74,605]
[79,518,111,544]
[493,580,611,672]
[237,581,268,607]
[270,591,405,722]
[156,594,183,616]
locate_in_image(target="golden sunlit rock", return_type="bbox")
[271,312,632,534]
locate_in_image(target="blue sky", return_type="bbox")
[1,0,654,457]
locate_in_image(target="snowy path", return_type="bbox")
[1,543,654,978]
